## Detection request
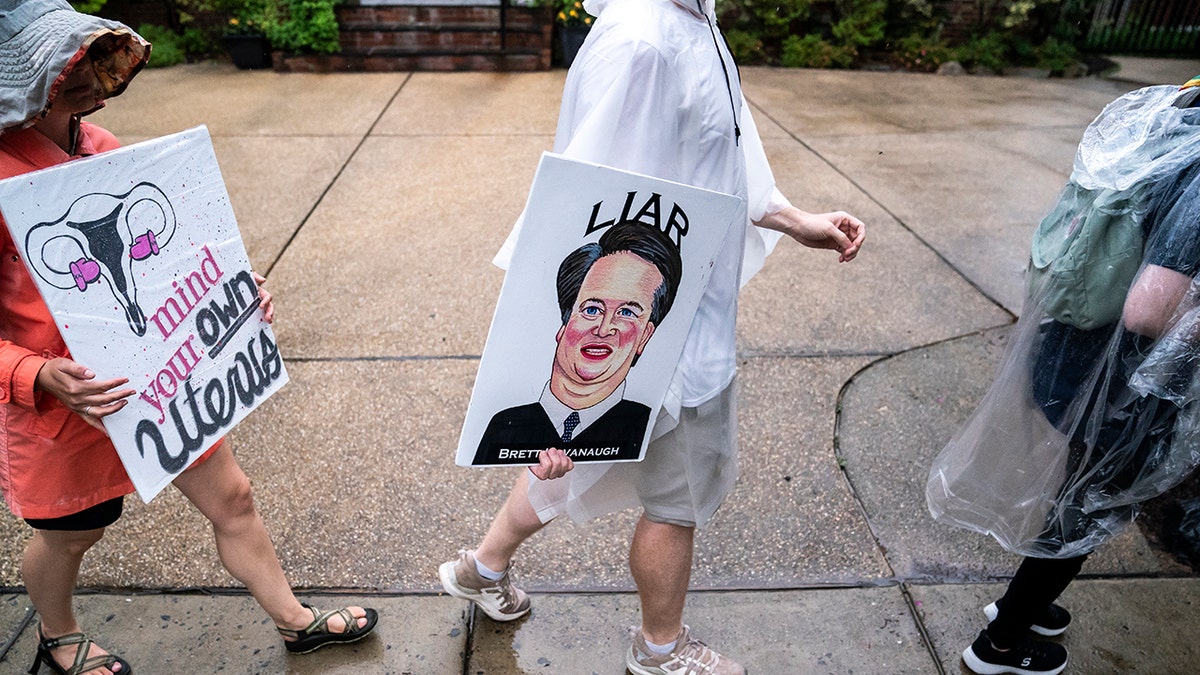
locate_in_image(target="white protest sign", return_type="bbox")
[0,126,287,501]
[457,153,741,467]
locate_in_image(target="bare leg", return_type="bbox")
[171,444,367,635]
[474,471,550,571]
[23,528,121,674]
[629,514,693,645]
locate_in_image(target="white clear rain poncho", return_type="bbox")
[494,0,787,529]
[927,84,1200,558]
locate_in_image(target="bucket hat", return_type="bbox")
[0,0,149,131]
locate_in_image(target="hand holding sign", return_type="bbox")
[35,359,135,432]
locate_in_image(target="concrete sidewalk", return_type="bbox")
[1,58,1199,673]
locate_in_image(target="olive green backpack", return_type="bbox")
[1028,181,1147,330]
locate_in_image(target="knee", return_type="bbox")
[213,474,257,523]
[40,528,105,558]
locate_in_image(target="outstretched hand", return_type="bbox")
[529,447,574,480]
[757,206,865,263]
[35,358,135,432]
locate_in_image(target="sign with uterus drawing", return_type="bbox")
[457,153,741,467]
[0,125,287,501]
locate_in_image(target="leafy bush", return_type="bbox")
[718,0,813,41]
[954,31,1010,72]
[832,0,887,51]
[266,0,340,54]
[723,29,766,63]
[136,24,187,68]
[893,33,951,72]
[70,0,108,13]
[781,34,855,68]
[1033,35,1078,72]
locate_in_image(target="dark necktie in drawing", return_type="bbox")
[561,411,580,443]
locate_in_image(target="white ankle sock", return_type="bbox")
[474,557,505,581]
[644,637,677,655]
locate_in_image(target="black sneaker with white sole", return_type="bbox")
[984,600,1071,636]
[962,630,1067,675]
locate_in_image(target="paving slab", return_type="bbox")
[0,593,463,675]
[0,593,31,665]
[741,140,1010,355]
[741,69,1133,137]
[89,63,408,138]
[1109,57,1200,87]
[807,130,1071,313]
[268,134,550,358]
[838,328,1162,582]
[468,588,936,674]
[375,71,566,137]
[912,578,1200,674]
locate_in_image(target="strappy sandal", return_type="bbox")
[29,627,132,675]
[275,603,379,654]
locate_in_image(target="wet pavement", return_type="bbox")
[0,56,1198,673]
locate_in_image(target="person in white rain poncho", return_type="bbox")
[439,0,864,673]
[927,77,1200,675]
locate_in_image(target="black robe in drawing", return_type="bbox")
[472,399,651,465]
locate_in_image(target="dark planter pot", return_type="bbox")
[558,25,589,68]
[223,35,272,70]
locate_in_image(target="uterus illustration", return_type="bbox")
[25,182,176,336]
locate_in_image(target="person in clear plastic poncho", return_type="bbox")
[927,78,1200,675]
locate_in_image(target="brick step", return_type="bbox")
[341,29,547,52]
[274,50,549,73]
[337,5,552,29]
[340,21,547,34]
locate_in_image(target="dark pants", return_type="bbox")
[987,554,1088,648]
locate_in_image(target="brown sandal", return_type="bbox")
[30,627,132,675]
[275,603,378,654]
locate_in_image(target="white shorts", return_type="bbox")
[526,380,738,530]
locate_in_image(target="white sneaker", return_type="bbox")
[626,625,746,675]
[438,549,530,621]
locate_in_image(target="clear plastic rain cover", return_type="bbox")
[927,85,1200,558]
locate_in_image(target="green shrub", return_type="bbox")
[718,0,813,41]
[1033,35,1078,72]
[781,34,832,68]
[70,0,108,13]
[954,32,1010,72]
[723,29,766,63]
[832,0,887,51]
[893,33,951,72]
[267,0,340,54]
[137,24,187,67]
[179,26,221,58]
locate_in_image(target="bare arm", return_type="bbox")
[754,206,865,262]
[1122,264,1193,338]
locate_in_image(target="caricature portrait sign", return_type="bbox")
[0,126,287,502]
[457,153,741,467]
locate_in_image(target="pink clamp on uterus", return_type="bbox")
[26,182,177,336]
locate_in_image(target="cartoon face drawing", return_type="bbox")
[547,222,682,408]
[552,252,662,397]
[25,182,175,336]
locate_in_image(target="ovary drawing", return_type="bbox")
[25,182,177,336]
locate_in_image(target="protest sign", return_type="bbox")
[0,126,287,501]
[457,153,741,467]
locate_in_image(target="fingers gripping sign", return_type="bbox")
[35,357,136,433]
[253,272,275,324]
[529,447,575,481]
